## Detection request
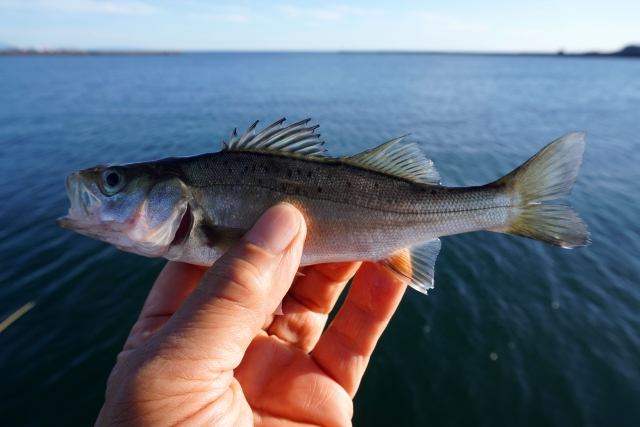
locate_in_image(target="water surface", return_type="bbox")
[1,53,639,426]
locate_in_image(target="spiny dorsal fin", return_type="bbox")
[380,238,441,294]
[344,136,441,185]
[222,119,440,183]
[222,118,326,156]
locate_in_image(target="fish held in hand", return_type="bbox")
[57,119,590,294]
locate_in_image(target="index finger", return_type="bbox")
[121,262,206,354]
[266,261,362,352]
[139,261,207,320]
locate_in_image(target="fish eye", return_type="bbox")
[100,168,126,195]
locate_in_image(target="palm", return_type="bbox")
[236,334,346,425]
[98,256,406,426]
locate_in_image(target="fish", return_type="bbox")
[57,118,590,294]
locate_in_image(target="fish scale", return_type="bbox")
[58,119,589,294]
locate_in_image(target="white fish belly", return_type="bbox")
[298,196,513,265]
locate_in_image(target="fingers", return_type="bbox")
[236,334,354,427]
[120,262,206,356]
[140,261,206,319]
[147,203,306,371]
[311,262,407,397]
[266,262,361,352]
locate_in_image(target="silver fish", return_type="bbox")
[57,119,589,293]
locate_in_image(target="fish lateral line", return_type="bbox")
[57,119,590,293]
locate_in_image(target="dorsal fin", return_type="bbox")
[344,136,441,185]
[222,118,326,157]
[221,119,440,184]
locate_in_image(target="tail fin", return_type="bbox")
[506,204,590,247]
[491,132,590,248]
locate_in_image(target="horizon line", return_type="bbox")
[1,50,638,58]
[1,44,638,57]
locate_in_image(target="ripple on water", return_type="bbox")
[2,53,640,426]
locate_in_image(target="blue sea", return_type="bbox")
[1,52,639,426]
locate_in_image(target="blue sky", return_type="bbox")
[1,0,638,52]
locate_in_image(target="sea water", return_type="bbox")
[1,52,639,426]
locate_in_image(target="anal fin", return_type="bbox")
[380,238,441,294]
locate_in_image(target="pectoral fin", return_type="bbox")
[200,223,247,250]
[380,238,441,294]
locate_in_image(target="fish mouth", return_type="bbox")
[58,171,191,258]
[57,172,104,231]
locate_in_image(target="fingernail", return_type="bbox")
[244,203,301,254]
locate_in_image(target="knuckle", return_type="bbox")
[197,250,275,320]
[208,257,265,297]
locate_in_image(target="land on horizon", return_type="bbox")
[1,44,638,57]
[0,46,181,56]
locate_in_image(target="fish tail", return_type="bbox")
[502,204,590,247]
[490,132,590,248]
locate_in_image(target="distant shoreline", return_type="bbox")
[0,49,181,56]
[339,49,640,58]
[0,45,638,58]
[338,46,640,58]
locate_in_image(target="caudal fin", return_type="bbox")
[506,204,590,247]
[491,132,590,248]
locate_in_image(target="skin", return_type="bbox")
[96,203,408,427]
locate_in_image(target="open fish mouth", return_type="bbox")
[55,172,131,244]
[57,170,190,258]
[56,172,106,232]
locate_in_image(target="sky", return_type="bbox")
[0,0,638,53]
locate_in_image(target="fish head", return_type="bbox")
[57,162,192,258]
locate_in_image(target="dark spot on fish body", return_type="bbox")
[252,164,256,172]
[307,171,313,178]
[258,178,263,185]
[374,183,379,189]
[431,190,436,195]
[297,169,301,175]
[346,181,351,188]
[318,187,322,193]
[244,165,248,172]
[287,170,292,178]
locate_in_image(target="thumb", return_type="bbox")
[154,202,306,370]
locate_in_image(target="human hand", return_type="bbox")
[96,203,408,426]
